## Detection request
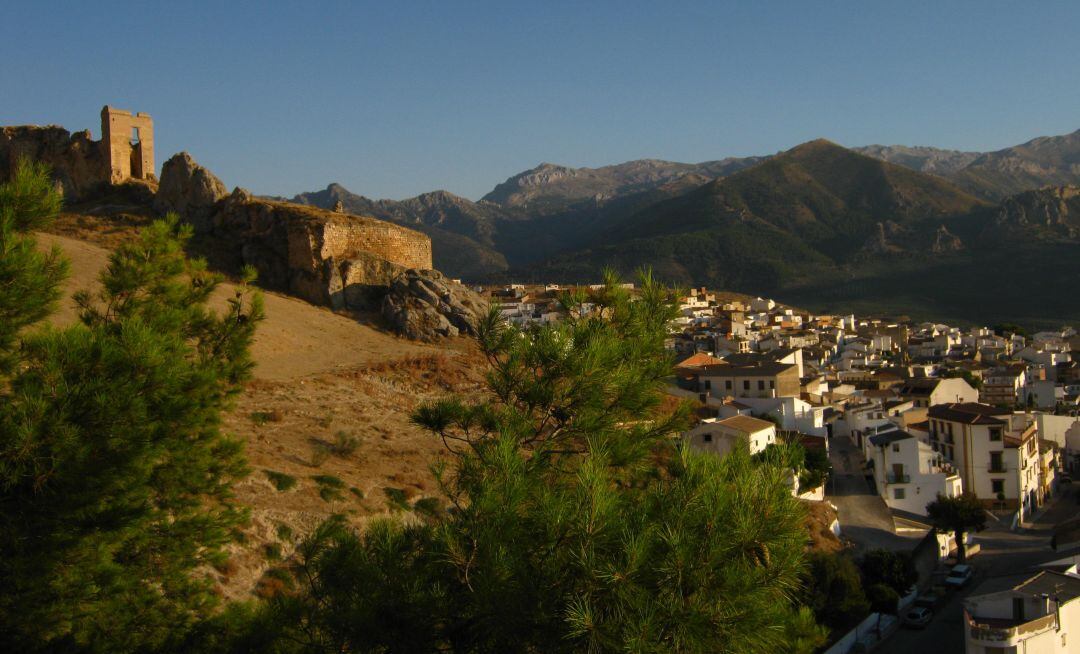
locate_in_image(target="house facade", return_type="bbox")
[683,415,778,457]
[928,403,1042,514]
[964,570,1080,653]
[863,426,962,515]
[695,362,801,399]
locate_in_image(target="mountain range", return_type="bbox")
[290,128,1080,327]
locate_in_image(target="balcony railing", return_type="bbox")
[886,473,911,483]
[967,611,1057,643]
[989,464,1007,473]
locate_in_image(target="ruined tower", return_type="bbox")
[100,105,154,184]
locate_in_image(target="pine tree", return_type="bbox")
[0,161,264,652]
[259,271,817,653]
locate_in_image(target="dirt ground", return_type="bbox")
[36,230,487,598]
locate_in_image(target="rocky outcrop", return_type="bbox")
[0,125,110,199]
[381,269,487,341]
[931,225,963,252]
[209,191,432,310]
[154,152,228,230]
[991,186,1080,238]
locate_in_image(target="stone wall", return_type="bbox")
[0,125,108,199]
[101,106,155,183]
[1,105,155,198]
[209,192,432,310]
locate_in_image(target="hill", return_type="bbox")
[513,142,1080,327]
[37,227,486,599]
[521,140,986,286]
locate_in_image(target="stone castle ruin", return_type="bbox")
[1,106,483,340]
[101,106,154,184]
[0,105,156,198]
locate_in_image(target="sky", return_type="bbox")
[4,1,1079,201]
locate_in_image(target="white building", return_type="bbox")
[964,570,1080,653]
[683,415,777,458]
[928,403,1043,516]
[863,426,962,516]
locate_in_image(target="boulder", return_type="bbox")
[154,152,228,230]
[381,269,487,341]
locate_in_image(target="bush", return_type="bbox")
[313,475,345,503]
[412,497,442,519]
[250,409,283,425]
[349,487,365,499]
[383,487,409,511]
[265,470,298,492]
[329,431,360,457]
[275,523,293,542]
[263,543,282,561]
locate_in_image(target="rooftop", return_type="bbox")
[716,415,776,434]
[928,403,1009,425]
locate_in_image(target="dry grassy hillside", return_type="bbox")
[37,230,487,599]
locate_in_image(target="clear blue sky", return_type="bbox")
[4,1,1079,201]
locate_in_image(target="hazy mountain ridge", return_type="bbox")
[481,156,766,213]
[857,129,1080,201]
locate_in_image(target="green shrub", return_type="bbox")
[349,487,365,499]
[264,543,282,561]
[329,430,360,457]
[383,487,409,510]
[313,475,345,503]
[412,497,442,519]
[265,470,298,492]
[275,523,294,542]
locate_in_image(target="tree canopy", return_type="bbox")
[926,493,987,563]
[250,272,822,653]
[0,160,263,652]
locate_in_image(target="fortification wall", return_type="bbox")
[211,194,432,310]
[0,125,109,199]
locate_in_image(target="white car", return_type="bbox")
[903,606,933,628]
[945,564,973,587]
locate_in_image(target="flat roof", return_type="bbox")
[716,415,775,434]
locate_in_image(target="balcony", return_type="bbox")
[989,463,1007,473]
[966,611,1057,644]
[886,473,911,484]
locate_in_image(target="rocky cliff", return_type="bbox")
[154,152,228,230]
[989,185,1080,240]
[152,154,490,340]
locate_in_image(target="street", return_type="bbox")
[827,433,923,551]
[876,485,1080,654]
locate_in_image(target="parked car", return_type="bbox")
[945,564,974,588]
[903,606,933,628]
[914,592,941,610]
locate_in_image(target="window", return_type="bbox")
[758,380,765,391]
[702,433,713,443]
[704,380,712,391]
[743,380,750,391]
[892,444,900,453]
[989,427,1002,441]
[725,380,732,390]
[992,479,1004,494]
[768,380,774,389]
[894,488,905,500]
[990,452,1004,473]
